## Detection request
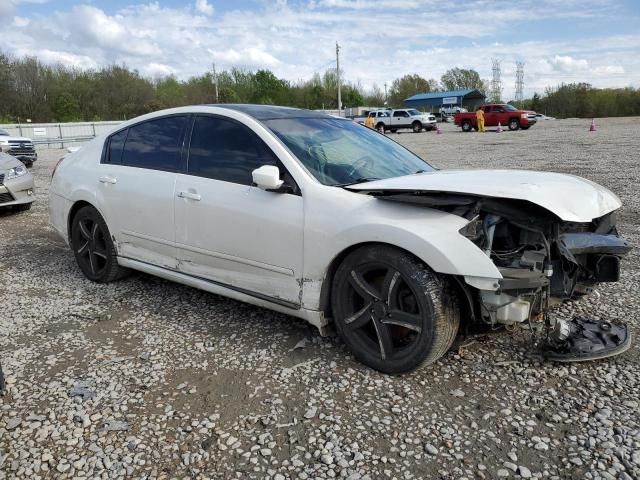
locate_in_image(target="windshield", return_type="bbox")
[264,117,434,186]
[0,129,9,136]
[408,109,423,116]
[503,104,518,112]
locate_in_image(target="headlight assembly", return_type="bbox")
[6,164,27,180]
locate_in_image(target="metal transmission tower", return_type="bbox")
[491,58,502,102]
[515,61,525,103]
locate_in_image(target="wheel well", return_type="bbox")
[318,241,468,321]
[67,200,93,242]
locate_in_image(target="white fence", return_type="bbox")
[0,121,122,149]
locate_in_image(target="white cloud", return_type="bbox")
[0,0,638,101]
[195,0,214,16]
[548,55,589,73]
[12,16,30,27]
[141,62,177,78]
[594,65,625,75]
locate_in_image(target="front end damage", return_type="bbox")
[375,191,632,361]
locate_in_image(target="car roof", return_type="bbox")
[204,104,337,121]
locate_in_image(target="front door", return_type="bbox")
[174,115,304,306]
[392,110,410,128]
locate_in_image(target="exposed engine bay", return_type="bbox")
[368,191,633,361]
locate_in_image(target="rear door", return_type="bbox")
[98,115,188,268]
[483,105,496,126]
[174,114,304,306]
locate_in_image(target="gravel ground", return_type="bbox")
[1,117,639,480]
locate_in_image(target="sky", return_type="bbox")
[1,0,639,100]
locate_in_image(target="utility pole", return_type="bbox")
[212,63,219,103]
[384,82,388,105]
[336,42,342,116]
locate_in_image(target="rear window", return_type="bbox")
[121,116,188,171]
[107,129,127,164]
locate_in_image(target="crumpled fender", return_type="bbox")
[301,193,502,310]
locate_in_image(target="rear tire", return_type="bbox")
[331,245,460,374]
[71,205,130,283]
[461,120,472,132]
[376,123,386,134]
[508,118,520,131]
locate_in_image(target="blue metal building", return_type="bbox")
[404,89,486,110]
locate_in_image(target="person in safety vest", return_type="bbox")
[365,112,375,129]
[476,106,485,133]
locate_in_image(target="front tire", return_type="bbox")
[331,245,460,374]
[412,121,423,133]
[508,118,520,131]
[71,205,129,283]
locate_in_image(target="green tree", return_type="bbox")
[52,92,81,122]
[440,68,486,93]
[388,74,432,107]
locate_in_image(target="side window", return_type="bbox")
[121,116,188,171]
[494,106,504,113]
[484,106,492,113]
[188,115,279,186]
[106,129,127,164]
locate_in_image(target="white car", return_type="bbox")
[0,153,35,211]
[49,105,631,373]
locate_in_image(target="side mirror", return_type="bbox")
[252,165,284,191]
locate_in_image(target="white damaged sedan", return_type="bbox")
[49,105,631,373]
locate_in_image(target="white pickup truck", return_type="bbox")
[0,128,37,167]
[367,108,437,133]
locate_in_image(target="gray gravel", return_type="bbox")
[1,117,639,479]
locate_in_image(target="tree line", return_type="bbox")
[512,83,640,118]
[1,50,638,122]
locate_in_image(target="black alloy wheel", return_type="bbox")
[71,206,129,283]
[332,245,460,373]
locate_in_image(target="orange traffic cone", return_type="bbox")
[496,122,503,133]
[589,118,596,132]
[436,125,442,134]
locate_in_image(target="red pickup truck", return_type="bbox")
[454,103,535,132]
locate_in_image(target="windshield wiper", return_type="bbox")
[335,177,380,187]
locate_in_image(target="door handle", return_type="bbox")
[99,175,117,184]
[177,191,201,201]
